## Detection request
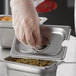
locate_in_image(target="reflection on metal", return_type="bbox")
[36,0,57,13]
[74,0,76,34]
[5,0,11,15]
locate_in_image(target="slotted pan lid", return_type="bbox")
[10,25,71,61]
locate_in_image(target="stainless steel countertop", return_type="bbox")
[0,35,76,76]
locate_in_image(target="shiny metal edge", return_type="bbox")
[1,56,57,73]
[43,25,71,40]
[10,36,67,61]
[10,25,70,60]
[6,62,57,74]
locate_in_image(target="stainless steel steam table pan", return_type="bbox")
[0,15,47,48]
[0,15,14,48]
[4,57,57,76]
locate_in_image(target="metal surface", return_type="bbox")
[0,15,12,28]
[0,15,14,48]
[5,59,57,73]
[3,55,57,76]
[0,28,14,48]
[0,15,47,48]
[0,47,57,76]
[4,57,57,76]
[5,0,11,15]
[0,35,76,76]
[7,63,57,76]
[75,0,76,35]
[10,25,71,61]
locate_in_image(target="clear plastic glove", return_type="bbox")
[38,25,51,50]
[40,25,51,46]
[10,0,41,48]
[34,25,51,50]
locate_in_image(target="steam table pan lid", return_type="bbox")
[10,25,71,61]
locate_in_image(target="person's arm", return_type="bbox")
[10,0,41,48]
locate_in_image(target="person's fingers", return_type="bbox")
[30,19,42,49]
[32,24,42,49]
[19,25,27,45]
[23,20,35,48]
[40,25,51,45]
[33,29,41,49]
[14,24,20,41]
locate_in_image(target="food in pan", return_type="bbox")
[5,56,54,67]
[0,16,12,21]
[0,16,41,22]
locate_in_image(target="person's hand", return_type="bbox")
[39,25,51,49]
[34,25,51,50]
[40,25,51,46]
[10,0,41,48]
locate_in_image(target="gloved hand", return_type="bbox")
[40,25,51,46]
[34,25,51,50]
[10,0,41,48]
[38,25,51,50]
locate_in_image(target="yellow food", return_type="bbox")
[5,56,54,67]
[0,16,41,22]
[0,16,12,21]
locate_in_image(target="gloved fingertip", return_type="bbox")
[28,45,35,49]
[35,45,42,50]
[27,41,36,48]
